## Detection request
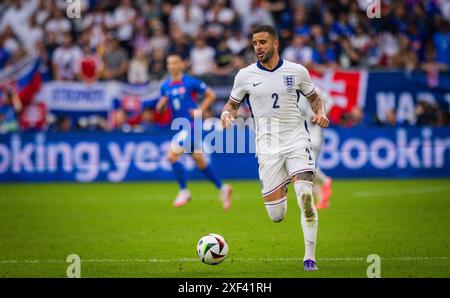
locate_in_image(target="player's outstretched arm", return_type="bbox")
[306,90,329,128]
[221,99,240,129]
[200,88,216,113]
[156,96,168,113]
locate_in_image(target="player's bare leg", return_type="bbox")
[191,152,232,211]
[263,186,288,223]
[167,147,191,208]
[292,172,319,271]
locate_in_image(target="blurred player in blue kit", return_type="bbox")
[156,54,232,210]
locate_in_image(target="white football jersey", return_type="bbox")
[230,59,315,156]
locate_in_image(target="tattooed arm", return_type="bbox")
[221,99,240,128]
[306,90,329,128]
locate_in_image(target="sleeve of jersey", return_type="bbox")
[192,78,208,95]
[229,70,247,104]
[297,65,315,98]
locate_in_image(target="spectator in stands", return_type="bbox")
[0,34,11,69]
[169,0,205,38]
[110,108,131,132]
[148,47,168,82]
[52,33,83,81]
[190,35,215,75]
[350,23,370,61]
[438,0,450,22]
[76,115,109,132]
[2,26,23,62]
[339,35,363,68]
[226,30,249,55]
[81,4,113,51]
[147,22,170,54]
[131,18,151,56]
[432,19,450,71]
[23,15,43,56]
[310,24,338,69]
[347,0,363,28]
[385,109,397,127]
[53,115,72,132]
[241,0,276,35]
[421,41,447,87]
[102,35,129,82]
[436,108,449,127]
[141,0,162,25]
[314,40,338,70]
[391,34,419,71]
[168,26,191,60]
[128,48,150,84]
[212,39,235,76]
[340,106,365,128]
[45,6,71,45]
[231,0,252,23]
[292,5,310,39]
[35,0,52,27]
[205,1,235,28]
[0,0,38,40]
[204,0,235,46]
[282,30,318,68]
[322,10,339,43]
[378,30,400,67]
[139,107,155,132]
[0,87,22,134]
[112,0,136,55]
[78,44,103,84]
[415,100,447,127]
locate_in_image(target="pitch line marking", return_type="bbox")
[351,186,450,198]
[0,256,448,264]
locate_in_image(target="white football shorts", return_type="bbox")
[258,145,316,196]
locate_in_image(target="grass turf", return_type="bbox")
[0,179,449,278]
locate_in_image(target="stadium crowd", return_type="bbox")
[0,0,449,133]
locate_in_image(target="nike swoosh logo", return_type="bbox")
[252,82,263,87]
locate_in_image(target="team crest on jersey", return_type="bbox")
[283,75,295,88]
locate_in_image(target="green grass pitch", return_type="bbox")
[0,179,449,278]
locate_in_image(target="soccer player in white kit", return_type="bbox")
[221,25,329,271]
[298,87,334,209]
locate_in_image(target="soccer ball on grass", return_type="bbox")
[197,233,229,265]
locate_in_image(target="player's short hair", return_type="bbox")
[252,25,278,40]
[167,53,183,61]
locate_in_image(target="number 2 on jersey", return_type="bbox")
[272,93,280,109]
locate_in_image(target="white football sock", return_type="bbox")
[264,197,287,223]
[294,181,318,261]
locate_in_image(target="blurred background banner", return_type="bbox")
[365,71,450,126]
[0,126,448,182]
[310,69,367,125]
[320,127,450,178]
[36,80,119,113]
[23,68,450,128]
